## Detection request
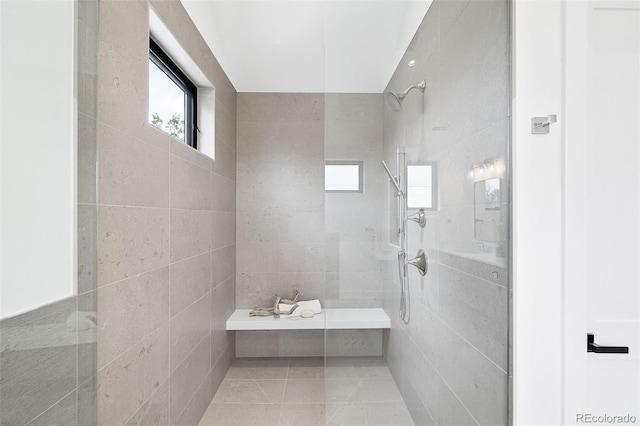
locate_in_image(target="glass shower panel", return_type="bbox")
[323,93,410,424]
[383,0,511,424]
[0,1,98,424]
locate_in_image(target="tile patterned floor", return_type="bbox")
[199,357,415,426]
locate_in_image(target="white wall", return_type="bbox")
[512,0,564,424]
[0,1,76,319]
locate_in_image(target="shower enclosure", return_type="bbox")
[0,1,98,425]
[323,0,510,424]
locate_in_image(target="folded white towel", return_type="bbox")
[279,299,322,318]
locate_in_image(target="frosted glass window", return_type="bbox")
[325,161,363,192]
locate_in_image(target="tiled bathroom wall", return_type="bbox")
[382,0,510,425]
[235,93,326,357]
[96,0,237,424]
[0,1,99,425]
[324,94,385,309]
[235,93,386,357]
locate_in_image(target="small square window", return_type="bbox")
[325,161,363,192]
[149,38,197,148]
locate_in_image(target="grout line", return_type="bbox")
[436,258,508,289]
[121,376,170,426]
[98,315,172,374]
[173,365,212,424]
[169,329,211,377]
[171,290,212,332]
[24,389,77,426]
[404,331,481,426]
[98,245,233,292]
[421,301,508,375]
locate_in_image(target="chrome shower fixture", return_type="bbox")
[407,249,428,276]
[407,209,426,228]
[386,80,426,112]
[381,160,404,196]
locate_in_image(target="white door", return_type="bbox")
[563,1,640,423]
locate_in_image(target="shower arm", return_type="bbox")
[381,161,404,197]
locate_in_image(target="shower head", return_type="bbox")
[386,80,426,111]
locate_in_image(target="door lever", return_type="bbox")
[587,333,629,354]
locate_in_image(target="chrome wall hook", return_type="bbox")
[531,114,557,134]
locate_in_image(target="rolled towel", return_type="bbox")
[279,299,322,318]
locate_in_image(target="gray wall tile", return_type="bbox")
[170,155,212,211]
[170,253,211,317]
[97,267,170,369]
[169,336,211,424]
[211,245,236,287]
[98,206,170,286]
[170,209,212,262]
[125,379,169,426]
[95,1,237,424]
[97,323,170,426]
[26,390,77,426]
[98,124,171,208]
[170,293,211,371]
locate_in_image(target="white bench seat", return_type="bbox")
[226,308,390,331]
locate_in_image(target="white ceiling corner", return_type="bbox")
[180,0,432,93]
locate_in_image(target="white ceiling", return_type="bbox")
[180,1,432,93]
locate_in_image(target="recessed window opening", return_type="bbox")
[149,38,197,148]
[325,161,364,192]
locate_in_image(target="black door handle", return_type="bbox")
[587,333,629,354]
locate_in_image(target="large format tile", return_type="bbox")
[348,379,403,403]
[211,276,235,363]
[199,403,282,426]
[438,264,508,370]
[170,253,211,317]
[280,403,326,426]
[0,299,78,426]
[170,209,212,262]
[170,154,212,211]
[78,113,97,205]
[169,336,211,424]
[98,0,146,68]
[237,93,324,124]
[99,123,170,208]
[97,266,170,368]
[77,375,97,426]
[437,322,508,426]
[436,377,479,426]
[211,211,235,250]
[283,379,325,403]
[211,171,236,212]
[403,333,438,420]
[78,204,98,295]
[363,402,415,426]
[26,390,77,426]
[97,323,170,426]
[97,41,152,148]
[213,380,271,404]
[277,243,325,273]
[175,370,213,426]
[211,244,235,288]
[98,205,170,285]
[170,293,211,371]
[326,403,367,426]
[124,379,169,426]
